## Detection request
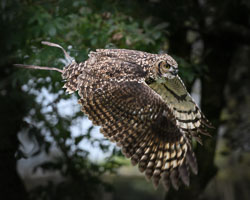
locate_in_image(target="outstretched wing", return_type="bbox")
[149,76,212,144]
[75,57,198,190]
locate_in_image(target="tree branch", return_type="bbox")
[14,64,63,73]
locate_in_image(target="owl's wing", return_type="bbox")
[149,75,212,144]
[76,61,198,190]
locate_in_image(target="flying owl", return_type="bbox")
[61,48,212,190]
[16,43,212,191]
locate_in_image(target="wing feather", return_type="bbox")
[77,69,193,189]
[63,53,211,190]
[148,75,212,143]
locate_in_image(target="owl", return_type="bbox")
[16,43,212,190]
[61,48,212,190]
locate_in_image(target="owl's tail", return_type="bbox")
[62,62,83,94]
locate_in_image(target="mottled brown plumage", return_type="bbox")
[62,49,212,190]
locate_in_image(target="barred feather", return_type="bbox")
[62,62,84,93]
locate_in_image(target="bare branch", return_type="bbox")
[14,41,74,73]
[14,64,63,73]
[41,41,74,62]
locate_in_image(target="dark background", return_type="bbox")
[1,0,250,200]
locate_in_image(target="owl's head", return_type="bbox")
[154,56,178,79]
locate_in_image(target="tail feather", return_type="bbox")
[62,62,84,94]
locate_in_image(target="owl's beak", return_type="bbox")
[169,68,178,76]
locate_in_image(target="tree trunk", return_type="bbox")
[0,65,29,200]
[164,28,235,200]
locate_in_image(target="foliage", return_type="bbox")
[1,0,198,199]
[4,0,248,199]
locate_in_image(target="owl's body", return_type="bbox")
[62,49,212,190]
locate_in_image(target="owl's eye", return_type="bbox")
[165,63,170,69]
[158,61,170,69]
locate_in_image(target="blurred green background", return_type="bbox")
[1,0,250,200]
